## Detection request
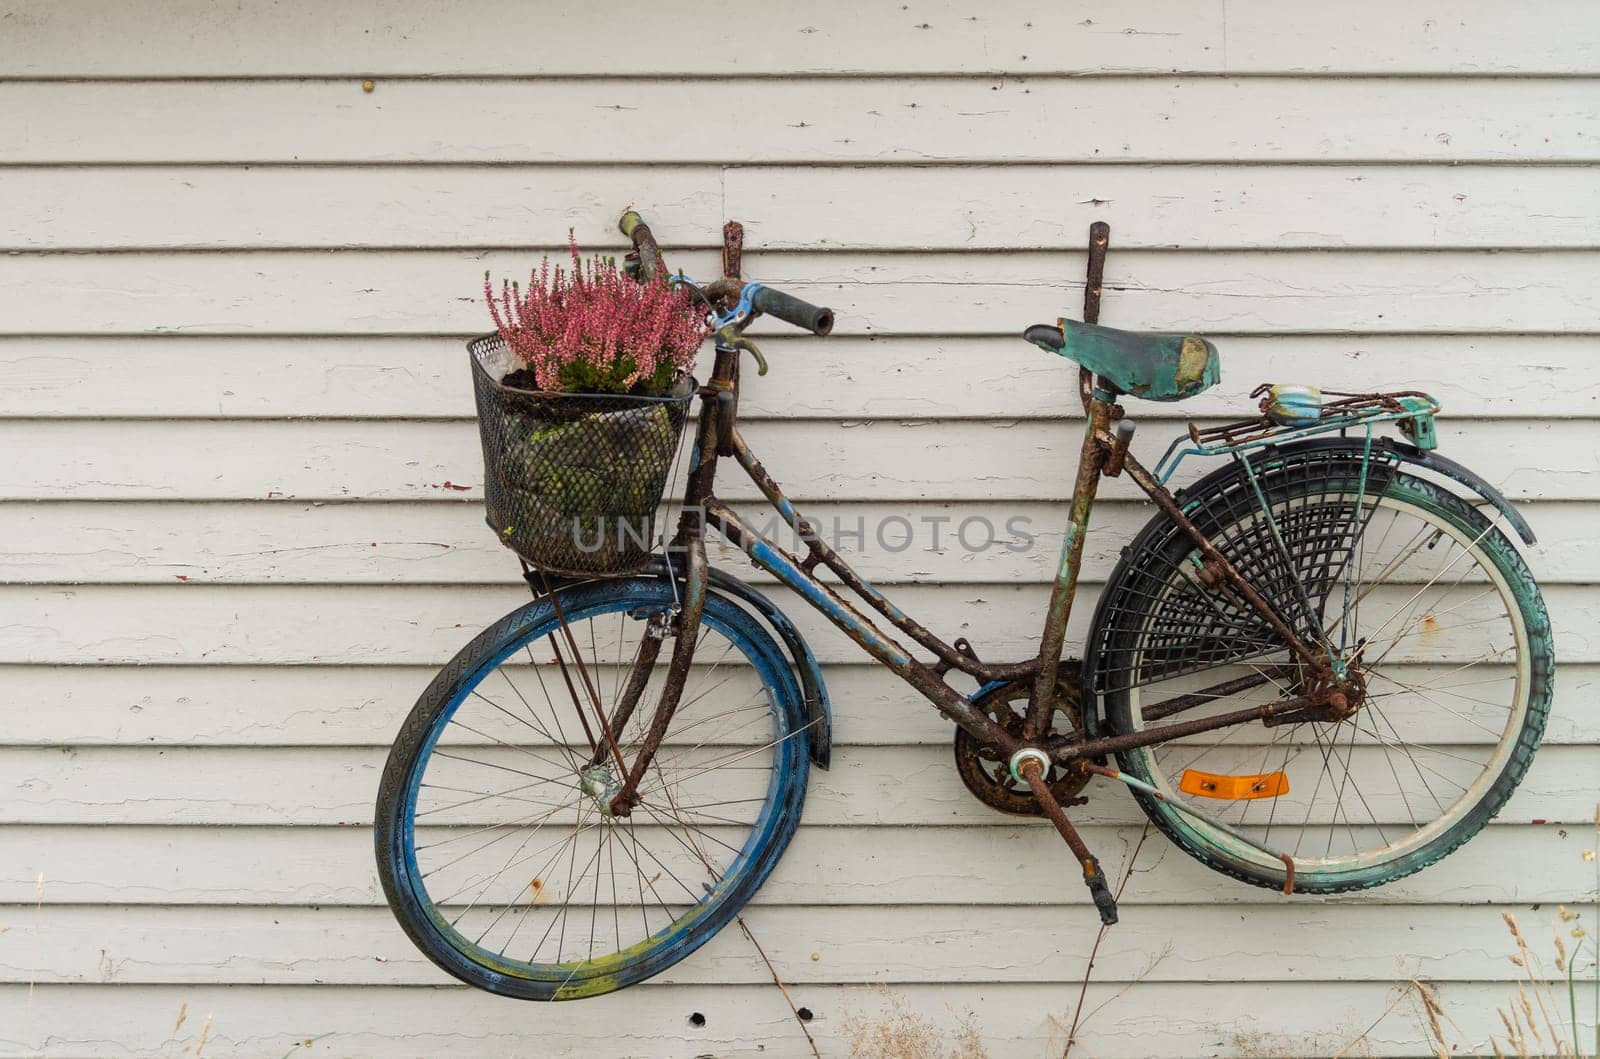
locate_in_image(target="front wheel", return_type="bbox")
[1092,451,1553,894]
[375,578,811,999]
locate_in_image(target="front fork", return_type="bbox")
[603,342,730,815]
[606,533,707,815]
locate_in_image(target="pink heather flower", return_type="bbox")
[483,238,710,393]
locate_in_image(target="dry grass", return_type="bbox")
[21,871,220,1059]
[841,989,989,1059]
[1460,806,1599,1059]
[1408,906,1596,1059]
[1345,807,1600,1059]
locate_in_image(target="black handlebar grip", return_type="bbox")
[751,286,834,336]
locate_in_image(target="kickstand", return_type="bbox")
[1017,759,1119,925]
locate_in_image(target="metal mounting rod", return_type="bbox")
[1078,221,1110,411]
[1083,221,1110,325]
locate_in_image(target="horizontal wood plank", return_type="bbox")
[0,499,1589,586]
[0,418,1590,502]
[4,79,1597,164]
[2,581,1594,666]
[0,165,722,252]
[6,1,1598,76]
[0,743,1590,825]
[3,249,1595,337]
[5,334,1597,419]
[8,164,1599,251]
[0,498,1160,586]
[728,164,1600,250]
[1,902,1570,986]
[0,980,1535,1058]
[3,663,1595,748]
[4,822,1586,908]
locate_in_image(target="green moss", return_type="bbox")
[496,402,679,570]
[556,357,678,397]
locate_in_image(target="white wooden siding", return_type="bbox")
[1,2,1596,1056]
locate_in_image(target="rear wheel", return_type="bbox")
[1094,455,1553,893]
[375,578,811,999]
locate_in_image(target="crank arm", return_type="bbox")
[1014,752,1119,924]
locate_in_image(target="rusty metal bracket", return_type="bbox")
[721,220,744,290]
[1077,221,1110,414]
[1084,221,1109,324]
[1103,417,1136,477]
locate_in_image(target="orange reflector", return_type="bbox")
[1180,769,1289,800]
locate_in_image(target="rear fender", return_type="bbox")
[1255,437,1535,546]
[1389,442,1536,546]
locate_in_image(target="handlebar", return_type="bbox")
[750,285,834,336]
[618,210,835,336]
[617,210,667,282]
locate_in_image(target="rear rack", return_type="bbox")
[1154,387,1441,485]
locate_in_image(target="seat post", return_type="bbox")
[1023,387,1113,741]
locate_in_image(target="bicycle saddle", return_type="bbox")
[1023,319,1220,402]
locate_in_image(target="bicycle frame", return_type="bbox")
[602,367,1337,816]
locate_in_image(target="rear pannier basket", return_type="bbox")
[468,335,695,577]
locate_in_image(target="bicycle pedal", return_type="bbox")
[1081,855,1119,925]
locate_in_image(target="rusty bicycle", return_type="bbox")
[375,214,1553,1000]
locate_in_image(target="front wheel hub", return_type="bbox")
[581,764,623,818]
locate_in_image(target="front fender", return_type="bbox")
[642,558,833,770]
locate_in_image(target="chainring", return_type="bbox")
[953,665,1090,817]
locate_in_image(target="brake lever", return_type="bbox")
[663,273,770,375]
[709,281,765,331]
[682,277,770,375]
[715,324,768,376]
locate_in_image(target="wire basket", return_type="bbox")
[468,335,695,577]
